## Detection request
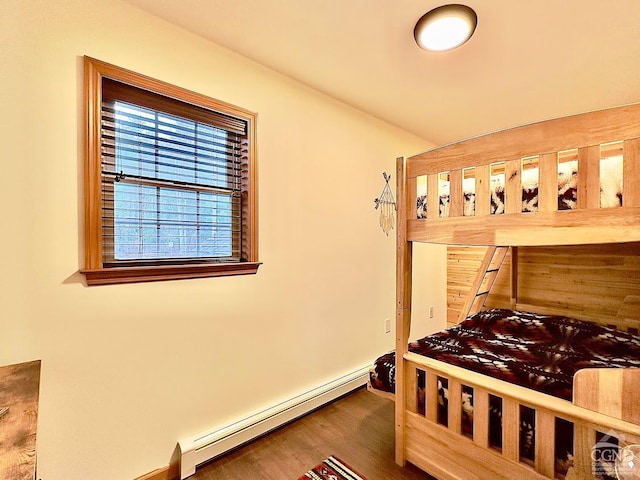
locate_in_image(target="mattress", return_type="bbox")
[369,308,640,401]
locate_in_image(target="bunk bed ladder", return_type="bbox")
[458,246,510,323]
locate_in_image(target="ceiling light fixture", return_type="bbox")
[414,4,477,52]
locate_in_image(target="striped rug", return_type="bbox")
[298,455,367,480]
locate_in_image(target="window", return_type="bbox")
[82,57,259,285]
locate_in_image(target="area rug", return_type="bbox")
[297,455,367,480]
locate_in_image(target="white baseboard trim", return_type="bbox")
[178,366,369,479]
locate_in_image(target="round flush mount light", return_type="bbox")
[414,4,478,52]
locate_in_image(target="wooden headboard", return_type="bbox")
[447,244,640,331]
[474,243,640,330]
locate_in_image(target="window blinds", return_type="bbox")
[100,79,246,266]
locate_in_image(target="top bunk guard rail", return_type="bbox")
[405,103,640,246]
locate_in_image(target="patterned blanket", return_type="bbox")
[370,308,640,401]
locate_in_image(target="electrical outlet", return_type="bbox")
[429,306,434,318]
[384,318,391,334]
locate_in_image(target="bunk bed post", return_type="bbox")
[395,156,412,466]
[510,246,518,309]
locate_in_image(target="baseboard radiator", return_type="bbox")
[178,366,370,479]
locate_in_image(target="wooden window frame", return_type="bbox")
[81,56,260,285]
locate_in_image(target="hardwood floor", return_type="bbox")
[191,387,434,480]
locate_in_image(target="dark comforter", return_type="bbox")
[370,308,640,401]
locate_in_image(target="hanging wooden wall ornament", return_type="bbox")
[374,172,396,235]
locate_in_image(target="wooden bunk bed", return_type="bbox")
[371,103,640,480]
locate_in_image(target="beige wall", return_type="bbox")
[0,1,445,478]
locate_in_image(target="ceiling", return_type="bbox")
[122,0,640,146]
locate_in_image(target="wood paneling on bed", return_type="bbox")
[446,246,486,327]
[448,243,640,328]
[446,245,513,325]
[486,242,640,327]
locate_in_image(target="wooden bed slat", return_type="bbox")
[624,138,640,207]
[473,388,490,448]
[449,169,463,217]
[475,164,491,217]
[406,363,418,414]
[427,174,439,220]
[572,424,596,478]
[534,410,555,477]
[448,380,462,435]
[408,176,418,221]
[505,159,521,214]
[538,153,558,213]
[502,398,519,462]
[578,145,601,210]
[426,371,438,424]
